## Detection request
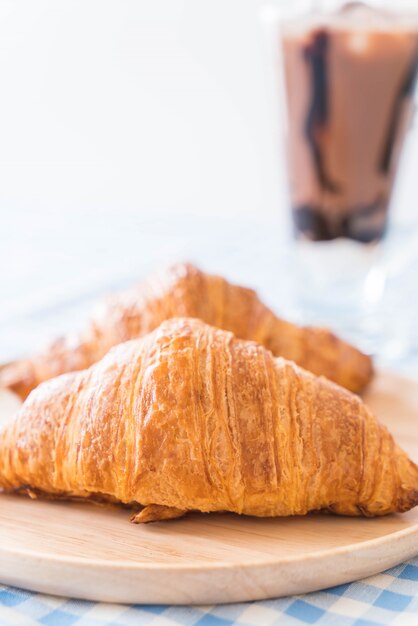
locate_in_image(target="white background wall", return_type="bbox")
[0,0,282,219]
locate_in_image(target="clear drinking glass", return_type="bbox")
[261,0,418,351]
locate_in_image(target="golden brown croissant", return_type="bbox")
[0,318,415,522]
[0,263,373,400]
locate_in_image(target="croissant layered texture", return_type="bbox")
[0,318,416,522]
[0,263,373,400]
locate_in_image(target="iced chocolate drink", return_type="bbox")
[281,2,418,242]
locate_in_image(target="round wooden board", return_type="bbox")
[0,370,417,605]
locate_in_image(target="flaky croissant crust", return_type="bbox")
[0,318,415,522]
[0,263,373,399]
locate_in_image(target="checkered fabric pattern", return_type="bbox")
[1,556,418,626]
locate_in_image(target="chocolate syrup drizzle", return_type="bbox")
[303,30,341,193]
[380,46,418,173]
[293,199,388,243]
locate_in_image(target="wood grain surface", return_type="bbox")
[0,370,417,604]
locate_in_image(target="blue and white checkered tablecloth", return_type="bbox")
[2,557,418,626]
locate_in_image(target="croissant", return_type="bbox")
[0,264,373,399]
[0,318,416,523]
